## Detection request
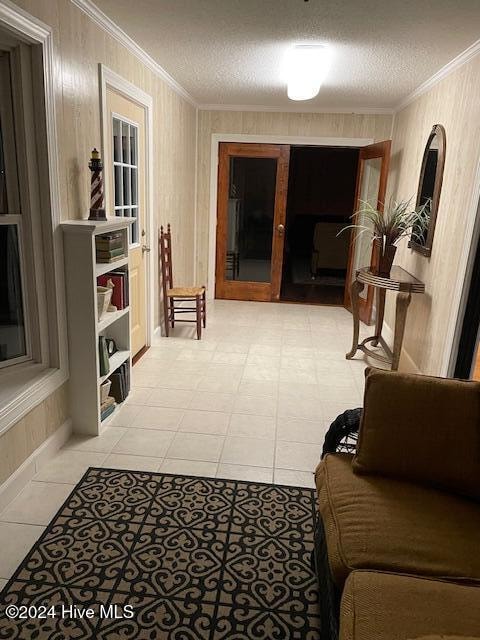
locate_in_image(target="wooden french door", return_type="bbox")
[105,89,147,356]
[215,143,290,301]
[344,140,391,324]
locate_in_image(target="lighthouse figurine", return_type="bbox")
[88,148,107,221]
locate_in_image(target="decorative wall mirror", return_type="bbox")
[409,124,446,257]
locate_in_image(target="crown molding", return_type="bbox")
[0,0,50,42]
[396,37,480,111]
[70,0,197,106]
[198,103,394,115]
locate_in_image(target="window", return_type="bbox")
[0,14,67,434]
[0,51,29,369]
[112,117,139,245]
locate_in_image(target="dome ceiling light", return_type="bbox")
[285,44,331,101]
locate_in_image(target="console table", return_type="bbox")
[346,266,425,371]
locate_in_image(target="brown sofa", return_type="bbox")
[315,369,480,640]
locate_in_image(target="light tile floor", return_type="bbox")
[0,299,375,581]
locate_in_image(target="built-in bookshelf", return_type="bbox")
[61,218,135,435]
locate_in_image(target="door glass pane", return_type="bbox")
[131,168,138,205]
[112,117,139,245]
[351,157,382,300]
[130,128,137,165]
[121,122,129,164]
[226,156,277,282]
[123,166,130,205]
[113,118,121,162]
[0,224,26,362]
[114,165,122,207]
[130,206,138,244]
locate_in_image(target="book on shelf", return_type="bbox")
[96,237,123,251]
[114,266,129,307]
[109,361,130,403]
[101,400,116,421]
[96,253,126,264]
[97,267,129,310]
[96,246,125,259]
[95,233,126,262]
[96,231,122,243]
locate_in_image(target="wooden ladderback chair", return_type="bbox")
[159,224,206,339]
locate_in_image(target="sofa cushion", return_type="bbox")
[315,454,480,587]
[339,570,480,640]
[352,369,480,501]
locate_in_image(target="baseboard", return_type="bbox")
[0,418,72,512]
[382,322,420,374]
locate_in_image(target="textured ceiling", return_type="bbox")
[93,0,480,110]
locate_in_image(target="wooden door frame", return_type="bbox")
[344,140,391,324]
[99,64,154,347]
[207,134,374,300]
[215,142,290,302]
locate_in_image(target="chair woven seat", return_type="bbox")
[167,286,205,297]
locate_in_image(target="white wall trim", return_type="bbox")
[0,367,67,435]
[0,418,72,512]
[99,64,155,347]
[71,0,196,106]
[0,0,50,42]
[397,38,480,112]
[380,321,420,374]
[199,103,394,115]
[0,0,69,435]
[443,150,480,376]
[207,133,374,298]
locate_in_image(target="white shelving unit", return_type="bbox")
[62,218,135,435]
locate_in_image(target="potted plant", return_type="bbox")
[341,198,430,277]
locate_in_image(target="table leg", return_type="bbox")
[392,291,411,370]
[346,279,365,359]
[372,288,386,347]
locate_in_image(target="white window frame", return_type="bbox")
[0,2,68,435]
[112,113,140,246]
[0,216,31,368]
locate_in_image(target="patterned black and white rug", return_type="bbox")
[0,468,321,639]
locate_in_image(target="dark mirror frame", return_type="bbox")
[409,123,446,257]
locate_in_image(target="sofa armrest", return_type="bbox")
[352,369,480,500]
[412,636,480,639]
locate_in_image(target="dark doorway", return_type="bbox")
[454,221,480,380]
[280,145,360,304]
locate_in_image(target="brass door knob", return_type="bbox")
[277,224,285,235]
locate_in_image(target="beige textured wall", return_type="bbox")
[12,0,197,289]
[1,0,196,485]
[0,384,69,484]
[385,57,480,375]
[196,109,393,284]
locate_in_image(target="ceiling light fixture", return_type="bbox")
[286,44,331,101]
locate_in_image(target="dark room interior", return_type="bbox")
[281,145,359,304]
